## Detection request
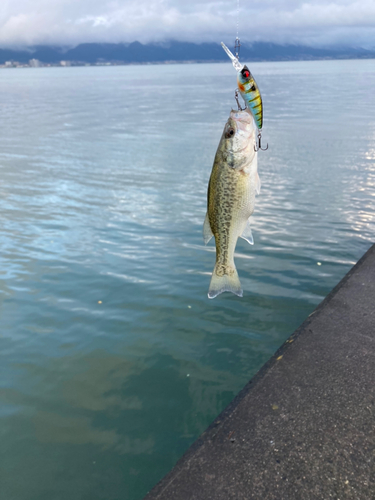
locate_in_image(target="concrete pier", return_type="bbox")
[143,244,375,500]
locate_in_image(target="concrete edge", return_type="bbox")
[143,243,375,499]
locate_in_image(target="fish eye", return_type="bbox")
[242,69,250,79]
[225,128,235,138]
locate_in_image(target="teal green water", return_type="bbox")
[0,60,374,500]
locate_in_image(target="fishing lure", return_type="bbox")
[221,42,263,131]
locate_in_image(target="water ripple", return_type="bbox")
[0,61,374,500]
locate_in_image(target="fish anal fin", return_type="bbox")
[240,219,254,245]
[203,212,213,245]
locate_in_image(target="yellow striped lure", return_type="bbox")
[221,42,267,151]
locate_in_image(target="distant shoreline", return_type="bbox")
[2,55,375,70]
[1,41,374,69]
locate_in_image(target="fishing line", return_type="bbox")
[236,0,239,41]
[235,0,240,59]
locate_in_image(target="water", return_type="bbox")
[0,60,374,500]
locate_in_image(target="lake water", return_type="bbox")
[0,59,374,500]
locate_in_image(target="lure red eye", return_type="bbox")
[243,70,250,78]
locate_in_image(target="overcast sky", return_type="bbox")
[1,0,374,49]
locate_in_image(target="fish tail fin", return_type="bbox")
[208,263,243,299]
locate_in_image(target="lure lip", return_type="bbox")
[221,42,244,72]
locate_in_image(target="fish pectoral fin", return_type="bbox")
[203,212,213,245]
[240,219,254,245]
[255,171,261,195]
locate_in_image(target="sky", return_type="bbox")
[0,0,374,49]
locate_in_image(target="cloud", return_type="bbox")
[0,0,374,48]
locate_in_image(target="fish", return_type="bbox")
[221,42,263,130]
[203,107,260,299]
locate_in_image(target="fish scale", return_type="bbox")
[209,169,244,275]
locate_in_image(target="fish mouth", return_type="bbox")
[230,108,254,133]
[229,109,254,145]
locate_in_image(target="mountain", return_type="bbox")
[1,41,374,65]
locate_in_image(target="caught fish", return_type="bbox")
[221,42,263,130]
[203,108,260,299]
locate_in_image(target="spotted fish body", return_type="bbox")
[237,66,263,130]
[203,108,260,299]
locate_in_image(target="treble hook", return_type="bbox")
[234,89,246,111]
[254,131,268,152]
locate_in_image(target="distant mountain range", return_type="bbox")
[1,41,374,65]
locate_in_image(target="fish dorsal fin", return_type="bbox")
[240,219,254,245]
[255,171,261,195]
[203,212,213,245]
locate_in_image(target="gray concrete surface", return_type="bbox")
[143,244,375,500]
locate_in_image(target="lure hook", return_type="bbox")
[234,89,246,111]
[254,131,268,152]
